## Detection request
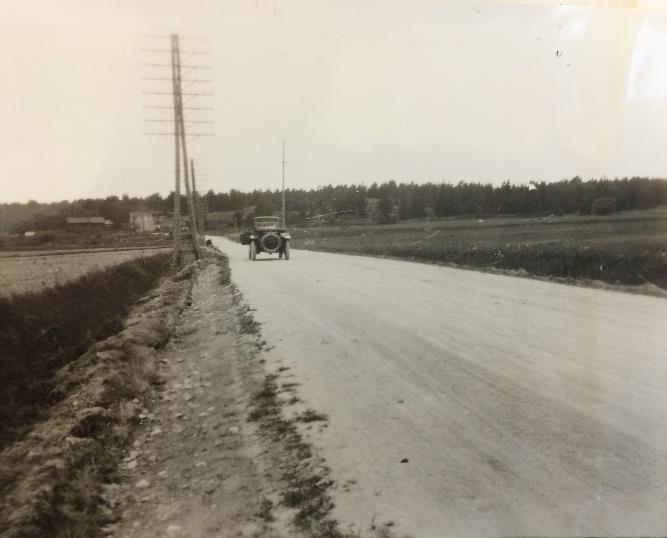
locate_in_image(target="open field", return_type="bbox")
[289,208,667,289]
[0,247,172,297]
[0,229,171,252]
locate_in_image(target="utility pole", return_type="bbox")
[142,33,213,264]
[172,34,200,259]
[170,36,182,266]
[282,139,286,227]
[191,158,205,244]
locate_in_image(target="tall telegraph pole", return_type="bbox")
[142,33,213,264]
[173,35,200,258]
[170,36,182,265]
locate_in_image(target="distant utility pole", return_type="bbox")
[191,158,205,244]
[142,33,214,264]
[282,139,286,227]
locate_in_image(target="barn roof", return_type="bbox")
[66,216,106,224]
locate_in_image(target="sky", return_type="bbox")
[1,0,667,203]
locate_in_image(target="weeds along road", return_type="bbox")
[212,237,667,538]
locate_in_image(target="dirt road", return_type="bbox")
[212,237,667,537]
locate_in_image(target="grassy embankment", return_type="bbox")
[0,252,203,538]
[0,252,171,447]
[290,208,667,289]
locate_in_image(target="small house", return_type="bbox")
[129,211,157,233]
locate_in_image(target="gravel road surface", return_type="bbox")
[212,237,667,537]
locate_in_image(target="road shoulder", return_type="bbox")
[107,254,349,538]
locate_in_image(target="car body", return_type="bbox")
[240,216,291,261]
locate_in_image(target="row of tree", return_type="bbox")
[2,177,666,233]
[201,176,667,223]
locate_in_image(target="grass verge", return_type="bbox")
[291,210,667,290]
[246,372,344,536]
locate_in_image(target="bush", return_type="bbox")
[591,197,618,215]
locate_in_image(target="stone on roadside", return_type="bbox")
[166,524,182,536]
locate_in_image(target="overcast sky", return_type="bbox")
[2,0,667,203]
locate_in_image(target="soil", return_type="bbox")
[105,256,346,538]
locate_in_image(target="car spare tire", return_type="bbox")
[260,232,281,253]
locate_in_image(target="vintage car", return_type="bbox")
[239,216,291,261]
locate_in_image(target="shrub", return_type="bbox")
[591,197,618,215]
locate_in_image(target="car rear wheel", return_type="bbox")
[284,241,290,261]
[250,242,256,261]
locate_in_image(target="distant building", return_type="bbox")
[129,211,157,233]
[151,213,190,234]
[66,216,109,229]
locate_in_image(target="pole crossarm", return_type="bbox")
[144,119,214,124]
[142,78,212,83]
[142,49,211,55]
[141,63,212,69]
[144,133,214,137]
[143,105,214,110]
[145,132,214,137]
[143,91,213,96]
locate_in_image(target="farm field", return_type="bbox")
[0,247,171,297]
[290,208,667,289]
[0,229,171,252]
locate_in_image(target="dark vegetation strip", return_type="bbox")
[247,374,349,537]
[297,240,667,289]
[291,214,667,289]
[0,256,196,538]
[4,178,667,235]
[232,288,352,537]
[0,252,171,447]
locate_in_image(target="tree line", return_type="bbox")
[202,176,667,223]
[2,177,666,233]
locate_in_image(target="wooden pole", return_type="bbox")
[191,158,205,244]
[282,139,286,227]
[170,34,182,266]
[173,34,200,259]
